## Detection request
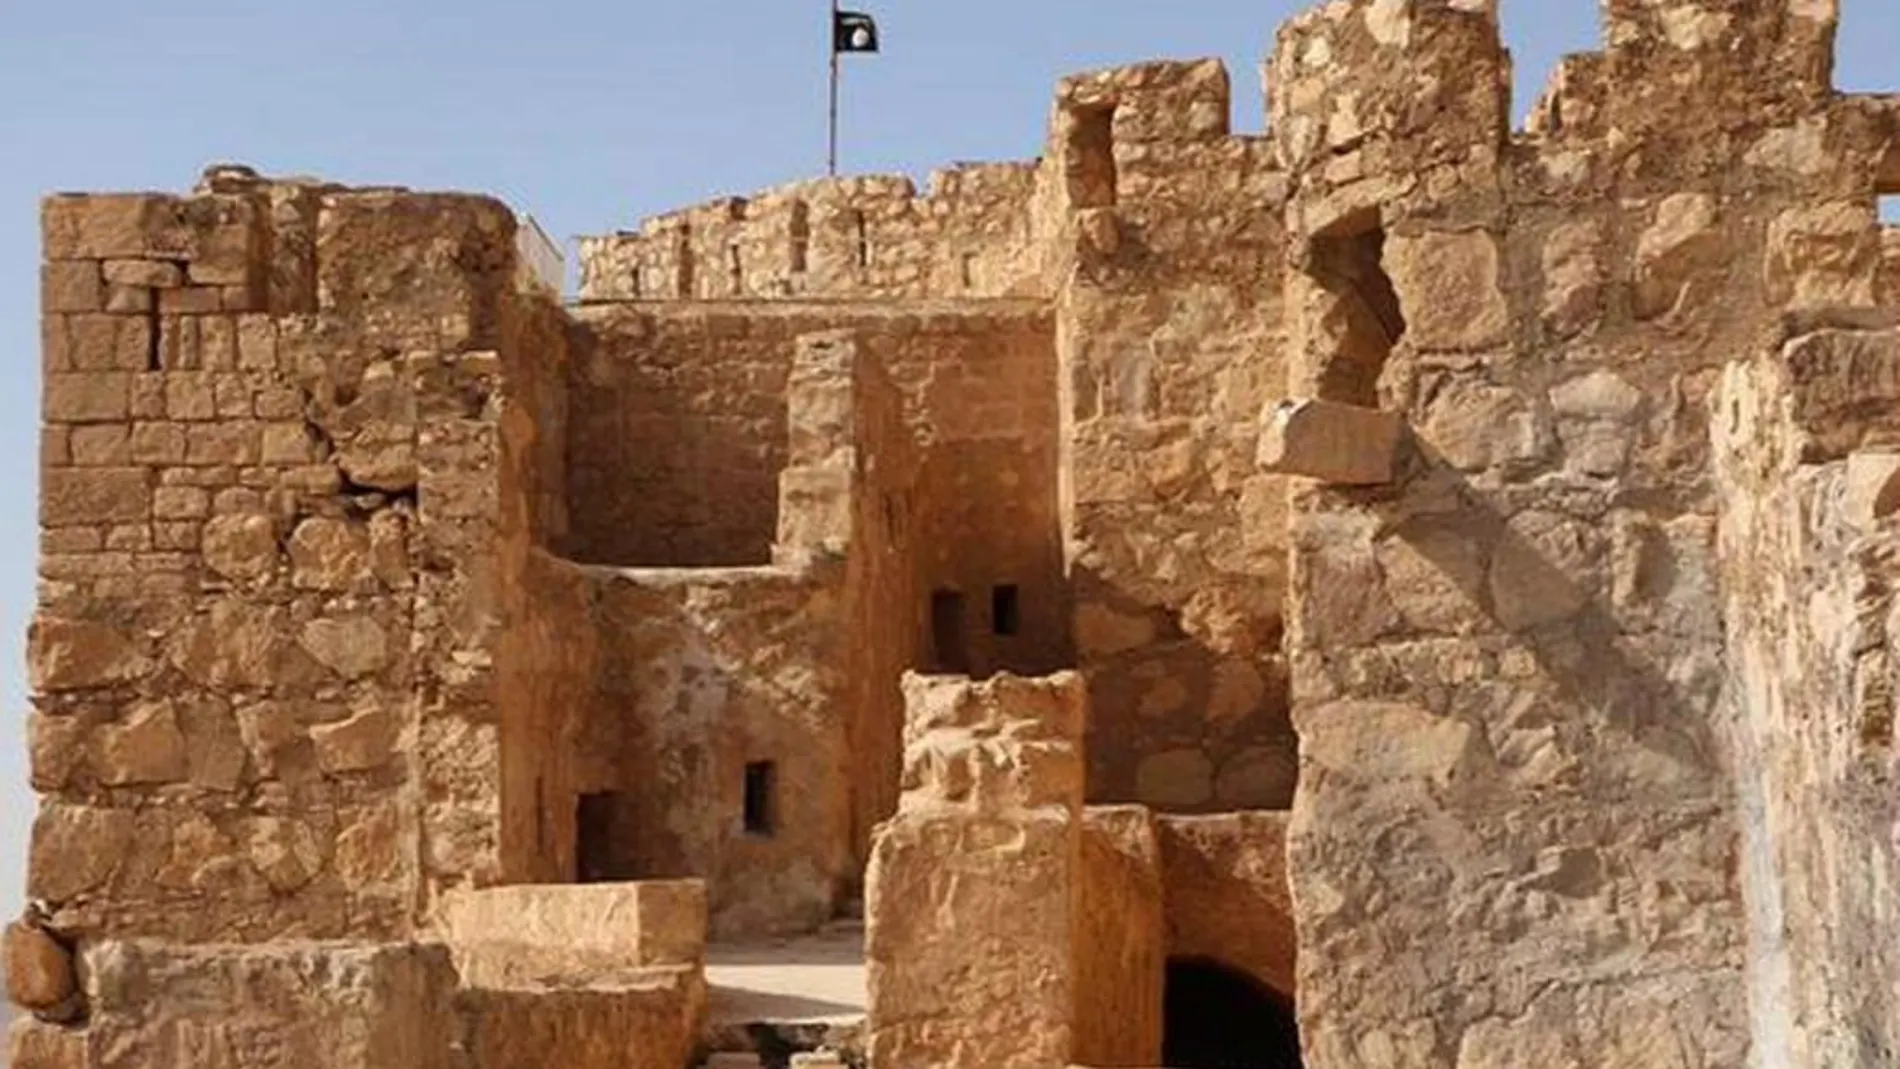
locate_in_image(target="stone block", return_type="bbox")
[41,467,149,527]
[1257,398,1403,484]
[5,920,78,1014]
[28,805,137,903]
[1633,193,1724,320]
[93,701,190,786]
[866,812,1076,1069]
[6,1017,86,1069]
[1384,229,1509,350]
[1765,202,1880,311]
[898,672,1086,814]
[158,285,225,315]
[103,258,184,288]
[43,194,188,260]
[459,969,701,1069]
[438,881,708,986]
[310,705,398,774]
[43,374,131,424]
[27,614,150,693]
[80,940,456,1069]
[41,262,103,313]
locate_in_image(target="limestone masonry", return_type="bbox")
[7,0,1900,1066]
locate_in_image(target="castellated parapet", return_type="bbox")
[8,1,1900,1067]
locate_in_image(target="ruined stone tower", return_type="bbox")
[7,1,1900,1067]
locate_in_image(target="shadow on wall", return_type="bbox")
[560,311,791,569]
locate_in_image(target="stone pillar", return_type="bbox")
[865,672,1085,1069]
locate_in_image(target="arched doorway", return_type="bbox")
[1162,957,1302,1069]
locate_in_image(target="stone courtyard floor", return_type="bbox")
[706,921,867,1029]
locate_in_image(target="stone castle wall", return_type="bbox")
[29,173,561,946]
[1267,1,1899,1065]
[14,1,1900,1066]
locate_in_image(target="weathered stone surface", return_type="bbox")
[19,13,1900,1066]
[4,921,77,1014]
[81,941,457,1069]
[93,701,189,786]
[437,881,708,985]
[27,615,149,693]
[309,705,398,774]
[1257,397,1404,484]
[1384,229,1509,350]
[1633,193,1723,319]
[7,1016,86,1069]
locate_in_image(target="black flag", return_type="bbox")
[834,10,879,53]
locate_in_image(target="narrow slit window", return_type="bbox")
[852,210,871,268]
[727,243,744,294]
[789,202,811,273]
[992,584,1021,637]
[743,761,778,836]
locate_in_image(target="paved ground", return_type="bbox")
[705,922,866,1025]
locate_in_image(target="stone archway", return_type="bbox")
[1161,957,1302,1069]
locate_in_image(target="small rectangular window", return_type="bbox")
[743,761,777,836]
[992,584,1021,637]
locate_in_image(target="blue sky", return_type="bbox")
[0,2,1893,920]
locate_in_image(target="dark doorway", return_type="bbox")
[743,760,778,836]
[991,584,1021,637]
[1162,958,1303,1069]
[576,792,632,883]
[929,589,970,674]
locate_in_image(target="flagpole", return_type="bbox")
[827,0,840,176]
